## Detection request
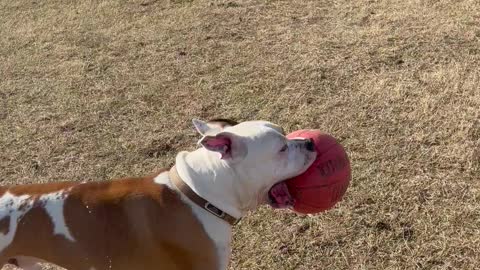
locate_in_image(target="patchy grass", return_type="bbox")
[1,0,479,269]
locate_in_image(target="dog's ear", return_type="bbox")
[193,118,238,136]
[198,132,246,160]
[193,118,246,160]
[192,119,212,135]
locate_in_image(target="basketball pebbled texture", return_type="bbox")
[286,130,351,214]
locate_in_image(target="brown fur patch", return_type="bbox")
[0,172,218,270]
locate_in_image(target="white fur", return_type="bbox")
[181,120,316,215]
[155,120,316,270]
[154,172,231,270]
[0,192,33,253]
[40,191,75,241]
[0,190,75,254]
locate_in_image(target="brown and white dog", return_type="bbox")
[0,119,316,270]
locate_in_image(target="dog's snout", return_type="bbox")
[305,139,314,152]
[290,138,315,151]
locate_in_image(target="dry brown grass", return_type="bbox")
[1,0,479,269]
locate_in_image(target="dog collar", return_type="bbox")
[169,166,241,226]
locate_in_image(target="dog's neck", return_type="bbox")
[175,149,254,219]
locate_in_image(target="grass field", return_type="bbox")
[1,0,479,269]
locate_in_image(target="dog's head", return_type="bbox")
[193,118,316,212]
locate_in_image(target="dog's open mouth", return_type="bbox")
[267,181,295,209]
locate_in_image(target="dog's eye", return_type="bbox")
[279,144,288,152]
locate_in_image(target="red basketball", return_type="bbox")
[286,130,351,214]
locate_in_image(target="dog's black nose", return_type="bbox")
[305,139,315,151]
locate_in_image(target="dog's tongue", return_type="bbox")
[268,181,295,209]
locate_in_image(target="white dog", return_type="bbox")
[0,119,316,270]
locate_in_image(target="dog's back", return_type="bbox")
[0,175,217,270]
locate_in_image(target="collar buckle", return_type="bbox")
[204,202,226,218]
